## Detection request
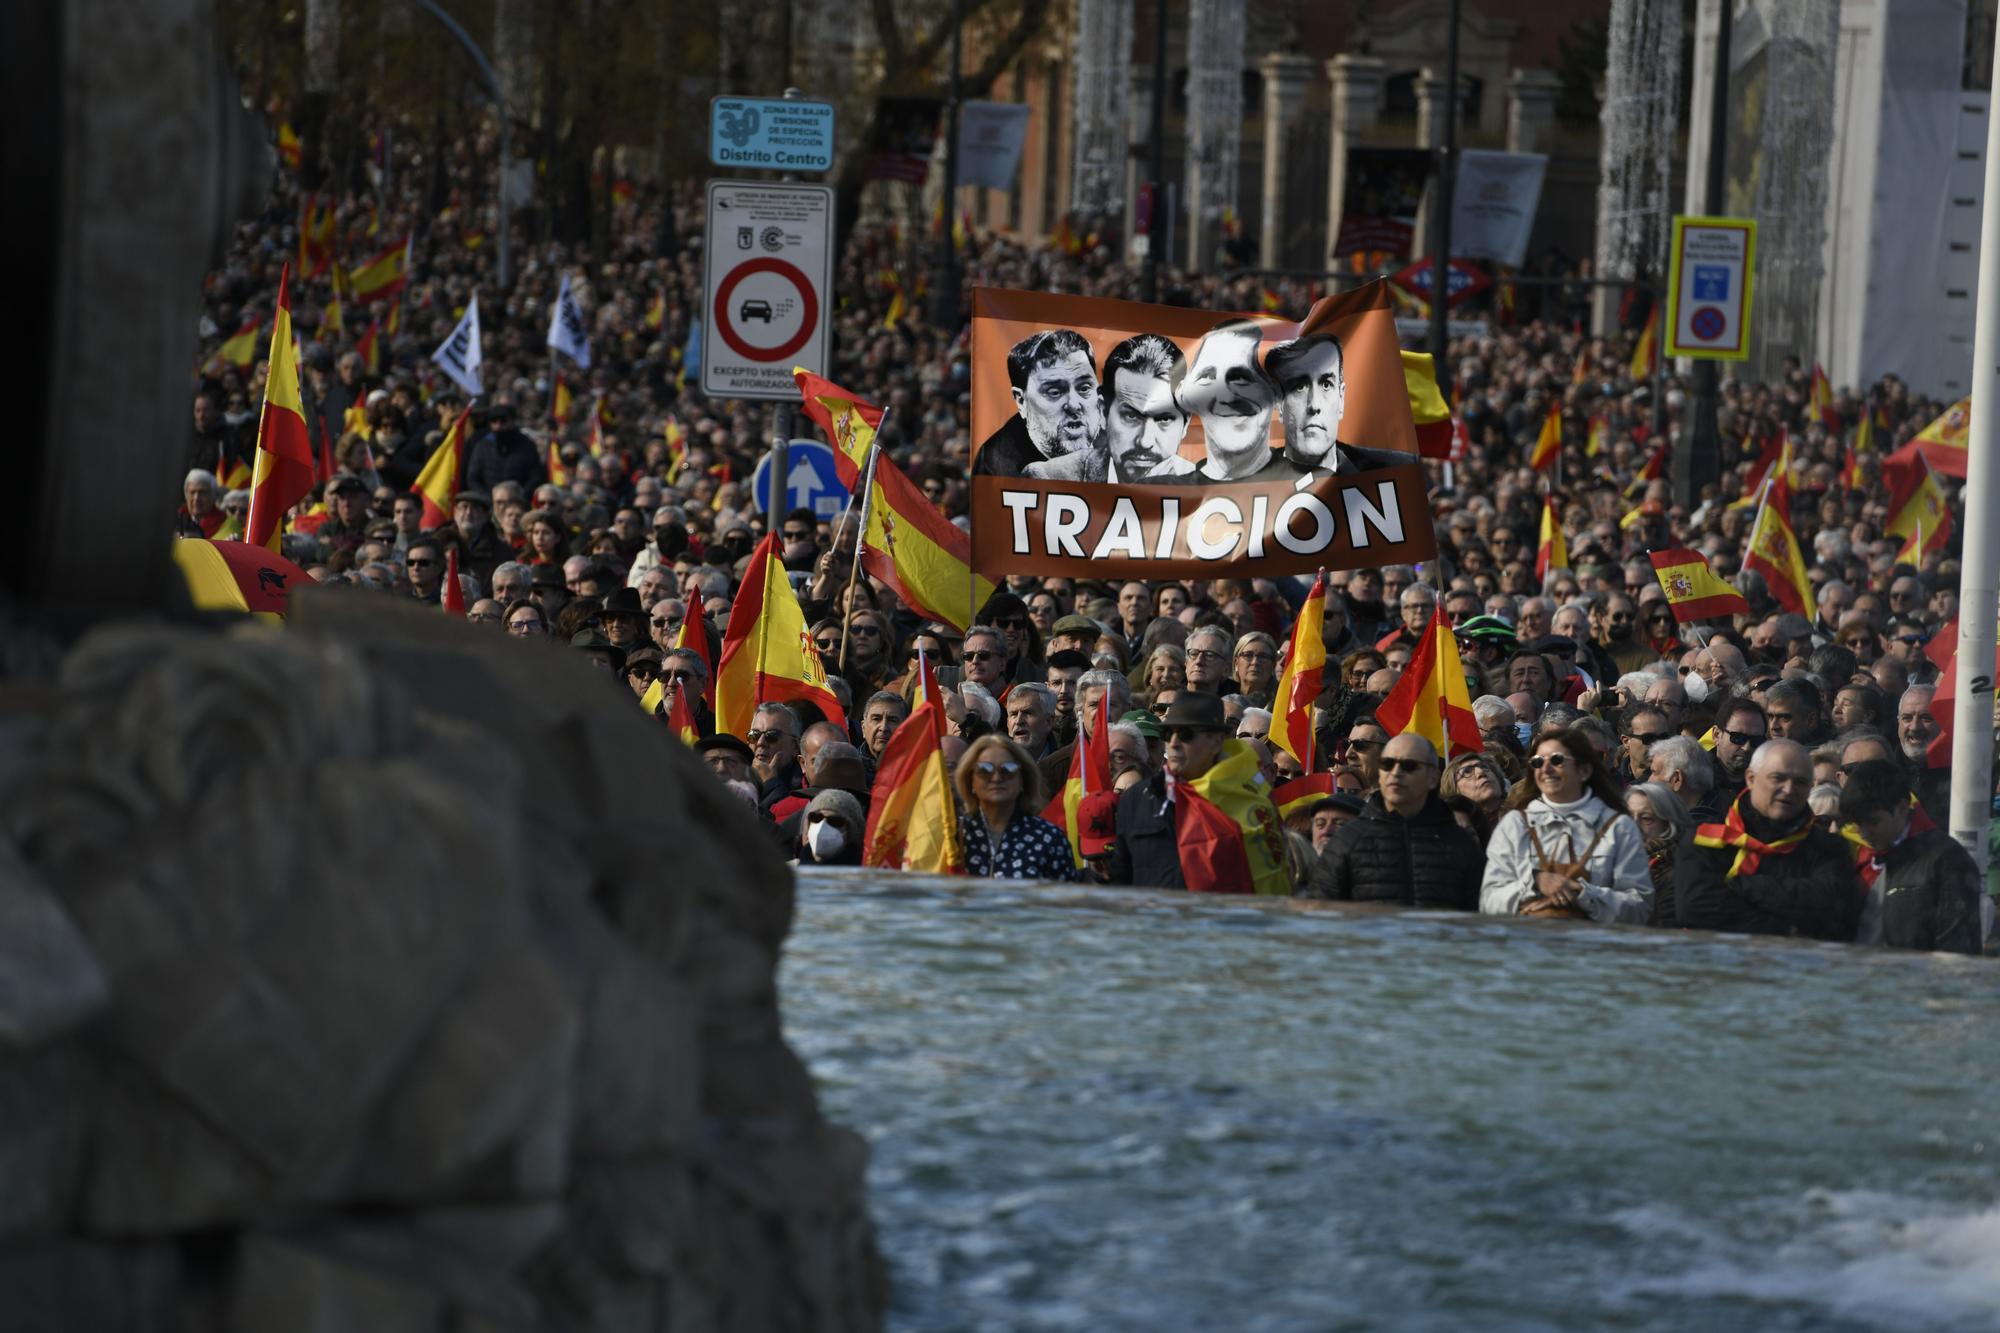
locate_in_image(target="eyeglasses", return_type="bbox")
[1345,737,1385,752]
[407,557,436,568]
[849,625,882,637]
[662,670,698,685]
[1626,731,1671,745]
[1184,648,1226,662]
[629,665,660,681]
[653,615,683,629]
[814,637,840,653]
[1609,612,1635,624]
[965,650,1001,662]
[1379,757,1432,775]
[467,609,501,622]
[993,615,1029,629]
[1528,754,1570,770]
[746,728,793,744]
[781,528,813,541]
[1235,650,1276,664]
[1161,727,1214,743]
[974,760,1022,777]
[507,619,545,635]
[1893,634,1925,646]
[1721,728,1764,747]
[1647,614,1675,626]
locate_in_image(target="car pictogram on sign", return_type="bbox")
[739,299,774,323]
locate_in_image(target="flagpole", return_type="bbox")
[1950,47,2000,885]
[837,433,883,675]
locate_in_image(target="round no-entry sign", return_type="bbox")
[713,256,820,362]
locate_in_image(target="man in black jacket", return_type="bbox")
[464,404,548,495]
[1299,734,1483,908]
[1675,738,1859,940]
[1104,693,1229,890]
[1838,760,1983,955]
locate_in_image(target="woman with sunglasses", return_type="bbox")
[953,735,1083,881]
[1480,727,1653,923]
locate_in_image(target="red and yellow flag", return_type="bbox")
[1649,547,1749,622]
[1536,494,1568,582]
[1742,476,1816,620]
[1269,571,1326,768]
[350,236,411,304]
[1883,448,1952,560]
[277,122,302,169]
[1810,362,1838,432]
[675,610,715,709]
[550,375,573,426]
[1170,742,1292,895]
[244,264,315,553]
[1042,688,1113,868]
[203,316,263,377]
[1376,613,1483,759]
[644,290,665,330]
[547,440,569,487]
[864,658,965,874]
[440,547,465,615]
[1272,772,1338,820]
[795,369,997,630]
[1623,440,1667,500]
[1402,351,1455,460]
[714,534,846,737]
[1903,399,1971,478]
[1585,414,1607,458]
[1629,305,1659,380]
[410,405,471,529]
[1528,403,1561,471]
[354,312,383,375]
[173,537,313,621]
[298,192,336,278]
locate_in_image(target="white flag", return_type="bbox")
[547,272,592,368]
[432,297,484,397]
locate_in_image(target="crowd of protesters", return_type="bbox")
[182,125,1994,956]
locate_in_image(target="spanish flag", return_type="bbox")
[1883,448,1951,559]
[1259,287,1281,315]
[217,449,253,493]
[1268,570,1326,768]
[277,121,302,169]
[298,192,336,277]
[644,290,665,330]
[244,264,315,554]
[350,235,411,304]
[1042,688,1112,867]
[1742,476,1817,621]
[675,609,715,708]
[550,374,573,425]
[410,405,471,529]
[440,547,465,615]
[864,654,965,873]
[354,313,383,375]
[1585,414,1607,458]
[1272,771,1337,820]
[1170,742,1292,895]
[1402,351,1455,459]
[794,369,996,630]
[715,533,847,737]
[1629,305,1659,380]
[547,440,569,487]
[882,287,904,330]
[1528,402,1561,471]
[1376,612,1483,759]
[1623,441,1666,500]
[1648,547,1749,622]
[1535,494,1568,582]
[1904,398,1970,478]
[665,680,701,744]
[1853,399,1879,453]
[1839,445,1863,492]
[173,537,312,621]
[1811,362,1838,432]
[202,315,263,377]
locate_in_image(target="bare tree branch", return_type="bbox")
[871,0,906,73]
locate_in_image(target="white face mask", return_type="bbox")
[1683,671,1710,703]
[807,817,846,858]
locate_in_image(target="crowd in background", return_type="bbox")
[178,124,1993,955]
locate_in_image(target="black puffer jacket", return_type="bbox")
[1673,808,1860,941]
[1869,826,1983,955]
[1300,792,1484,910]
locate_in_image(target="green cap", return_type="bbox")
[1119,708,1162,739]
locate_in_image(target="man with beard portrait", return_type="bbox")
[972,329,1106,477]
[1021,332,1196,484]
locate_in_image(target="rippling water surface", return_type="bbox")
[781,871,2000,1332]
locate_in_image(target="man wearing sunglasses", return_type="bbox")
[1300,734,1482,909]
[1104,692,1282,891]
[1618,702,1674,784]
[1709,697,1768,807]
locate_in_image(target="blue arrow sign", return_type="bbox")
[752,439,851,520]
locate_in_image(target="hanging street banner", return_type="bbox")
[957,101,1033,191]
[701,181,834,400]
[1665,215,1757,361]
[968,282,1437,578]
[708,96,836,173]
[1450,150,1548,268]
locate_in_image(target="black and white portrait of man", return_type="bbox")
[1260,333,1409,485]
[1174,318,1280,483]
[972,329,1105,477]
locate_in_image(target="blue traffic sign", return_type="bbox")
[753,440,851,519]
[709,97,836,174]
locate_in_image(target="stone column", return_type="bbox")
[1323,55,1386,270]
[1412,67,1454,257]
[1507,68,1564,154]
[1258,53,1317,269]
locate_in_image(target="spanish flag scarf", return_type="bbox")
[1693,792,1813,878]
[1840,797,1935,887]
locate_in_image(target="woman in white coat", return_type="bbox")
[1481,727,1654,924]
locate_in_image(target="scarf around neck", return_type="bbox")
[1694,791,1813,878]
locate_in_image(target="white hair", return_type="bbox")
[1240,707,1274,727]
[1472,694,1515,730]
[959,681,1003,727]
